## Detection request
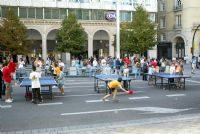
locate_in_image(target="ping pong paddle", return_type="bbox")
[127,90,134,95]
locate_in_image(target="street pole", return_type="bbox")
[192,24,200,57]
[116,0,120,58]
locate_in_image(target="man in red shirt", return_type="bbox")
[3,62,13,103]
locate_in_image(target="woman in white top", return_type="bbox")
[18,58,25,68]
[29,66,43,104]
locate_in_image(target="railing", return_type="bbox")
[173,4,183,12]
[174,24,182,30]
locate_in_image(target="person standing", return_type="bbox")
[191,56,197,74]
[29,66,43,104]
[3,62,13,103]
[57,67,65,95]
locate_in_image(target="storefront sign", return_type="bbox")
[105,12,116,21]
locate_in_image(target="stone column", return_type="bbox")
[109,35,115,57]
[88,35,93,58]
[42,34,47,61]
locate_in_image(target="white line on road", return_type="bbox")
[61,107,191,116]
[54,91,143,98]
[186,80,200,84]
[54,93,102,98]
[0,105,12,109]
[166,94,185,97]
[38,102,63,106]
[129,96,150,100]
[63,85,94,88]
[86,99,109,103]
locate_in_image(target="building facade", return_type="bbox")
[158,0,200,60]
[0,0,157,61]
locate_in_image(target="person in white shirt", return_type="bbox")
[29,66,43,104]
[18,58,25,68]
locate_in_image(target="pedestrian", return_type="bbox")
[3,62,13,103]
[57,66,65,95]
[29,65,43,104]
[102,77,129,102]
[191,56,197,74]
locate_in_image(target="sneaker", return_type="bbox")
[5,99,13,103]
[102,98,106,102]
[112,98,119,103]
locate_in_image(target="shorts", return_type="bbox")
[58,83,64,89]
[4,82,11,89]
[107,86,116,94]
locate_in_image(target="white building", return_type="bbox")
[0,0,157,61]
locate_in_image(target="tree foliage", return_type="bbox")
[0,8,30,55]
[120,5,157,54]
[56,13,87,55]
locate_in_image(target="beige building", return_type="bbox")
[0,0,157,61]
[157,0,200,60]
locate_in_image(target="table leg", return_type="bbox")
[49,86,52,100]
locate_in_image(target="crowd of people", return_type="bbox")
[0,54,199,103]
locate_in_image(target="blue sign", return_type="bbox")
[105,12,116,21]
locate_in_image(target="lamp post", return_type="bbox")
[192,24,200,57]
[116,0,121,58]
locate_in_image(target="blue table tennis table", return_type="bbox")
[20,77,57,100]
[94,74,135,93]
[147,73,191,90]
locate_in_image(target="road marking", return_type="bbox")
[54,91,143,98]
[61,107,191,116]
[54,93,102,98]
[63,85,94,88]
[0,105,12,109]
[166,94,185,97]
[38,102,63,106]
[129,96,150,100]
[186,80,200,84]
[86,99,109,103]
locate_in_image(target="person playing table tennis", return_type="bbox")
[102,77,129,102]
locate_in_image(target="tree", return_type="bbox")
[56,13,87,56]
[0,8,30,55]
[120,5,157,55]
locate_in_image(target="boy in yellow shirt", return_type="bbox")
[102,77,129,102]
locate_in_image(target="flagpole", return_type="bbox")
[116,0,120,58]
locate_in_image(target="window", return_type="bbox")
[145,0,151,6]
[160,34,166,41]
[60,8,67,19]
[160,17,166,28]
[120,11,131,22]
[149,13,155,22]
[19,7,27,18]
[175,0,181,7]
[52,8,59,19]
[44,8,51,19]
[36,8,43,19]
[28,8,35,19]
[160,0,165,11]
[91,10,105,20]
[2,7,9,18]
[175,15,181,27]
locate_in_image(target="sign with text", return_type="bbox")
[105,12,116,21]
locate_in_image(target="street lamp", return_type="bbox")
[192,24,200,57]
[116,0,121,58]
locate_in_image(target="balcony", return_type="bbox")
[174,24,182,30]
[174,4,183,12]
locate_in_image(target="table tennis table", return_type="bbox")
[94,74,135,93]
[20,77,57,100]
[147,72,191,90]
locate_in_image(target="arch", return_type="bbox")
[173,35,185,59]
[92,28,111,39]
[93,30,110,58]
[27,29,43,58]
